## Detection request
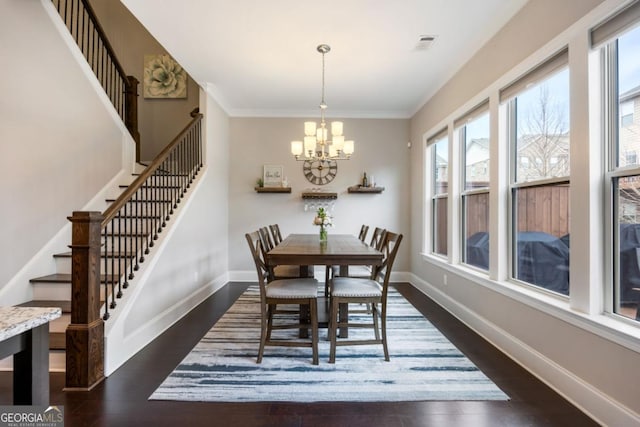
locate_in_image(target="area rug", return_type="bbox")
[149,286,508,402]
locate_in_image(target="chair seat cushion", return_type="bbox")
[266,278,318,299]
[331,277,382,298]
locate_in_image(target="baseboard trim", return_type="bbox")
[407,273,640,427]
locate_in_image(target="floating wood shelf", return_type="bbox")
[301,191,338,199]
[348,185,385,193]
[255,187,291,193]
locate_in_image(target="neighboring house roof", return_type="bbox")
[620,85,640,103]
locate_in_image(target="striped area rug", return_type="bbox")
[149,286,508,402]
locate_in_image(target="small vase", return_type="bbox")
[319,227,328,242]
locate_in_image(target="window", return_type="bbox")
[620,101,634,128]
[501,49,570,296]
[597,17,640,321]
[429,131,448,256]
[456,102,490,270]
[625,150,637,165]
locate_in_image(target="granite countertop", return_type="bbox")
[0,307,62,342]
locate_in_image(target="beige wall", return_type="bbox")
[89,0,200,160]
[409,0,640,424]
[0,0,126,302]
[228,117,411,274]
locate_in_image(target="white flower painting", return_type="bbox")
[143,54,187,98]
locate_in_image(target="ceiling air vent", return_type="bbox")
[415,35,436,51]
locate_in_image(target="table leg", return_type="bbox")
[300,265,314,278]
[13,323,49,405]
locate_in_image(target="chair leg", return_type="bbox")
[266,304,275,341]
[372,303,380,341]
[324,266,331,298]
[309,298,319,365]
[257,307,267,364]
[329,297,339,363]
[381,304,389,361]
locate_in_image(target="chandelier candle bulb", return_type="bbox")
[304,137,316,156]
[331,121,343,136]
[344,140,354,155]
[333,135,344,150]
[291,141,303,156]
[305,122,317,136]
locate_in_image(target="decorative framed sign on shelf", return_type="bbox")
[263,165,284,187]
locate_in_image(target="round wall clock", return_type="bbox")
[303,159,338,185]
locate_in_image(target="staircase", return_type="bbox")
[17,165,148,370]
[1,0,205,388]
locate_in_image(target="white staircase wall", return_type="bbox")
[0,0,136,306]
[104,88,230,375]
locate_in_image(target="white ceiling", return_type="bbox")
[121,0,528,118]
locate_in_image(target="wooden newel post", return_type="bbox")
[124,75,141,162]
[65,211,105,391]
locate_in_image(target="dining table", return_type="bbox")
[266,233,383,337]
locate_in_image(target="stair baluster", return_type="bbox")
[51,0,140,159]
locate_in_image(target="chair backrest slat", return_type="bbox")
[369,227,387,250]
[245,230,269,301]
[358,224,369,242]
[258,227,275,256]
[373,231,403,289]
[269,224,283,245]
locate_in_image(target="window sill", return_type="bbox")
[419,252,640,354]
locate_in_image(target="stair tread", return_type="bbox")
[30,273,119,283]
[18,300,71,313]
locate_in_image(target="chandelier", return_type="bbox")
[291,44,354,161]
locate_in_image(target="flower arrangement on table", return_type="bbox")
[313,207,333,242]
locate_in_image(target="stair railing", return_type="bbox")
[51,0,141,159]
[66,112,203,390]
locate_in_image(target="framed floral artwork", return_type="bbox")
[143,54,187,99]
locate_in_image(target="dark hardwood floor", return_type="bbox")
[0,282,598,426]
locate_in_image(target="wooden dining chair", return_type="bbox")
[330,227,387,282]
[324,224,371,297]
[258,227,304,280]
[269,224,283,245]
[246,231,319,365]
[328,231,403,363]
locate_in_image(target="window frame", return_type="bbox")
[428,130,449,258]
[456,103,491,271]
[502,52,571,296]
[602,30,640,322]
